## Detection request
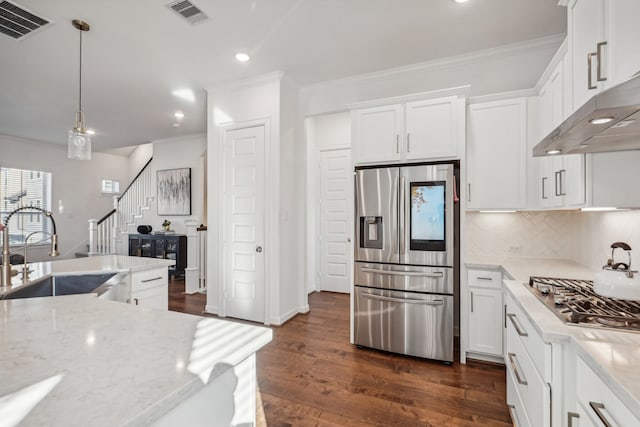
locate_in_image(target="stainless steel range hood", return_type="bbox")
[533,72,640,156]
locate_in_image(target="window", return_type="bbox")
[1,167,52,246]
[101,179,120,195]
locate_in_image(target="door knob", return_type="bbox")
[347,238,352,242]
[256,246,263,253]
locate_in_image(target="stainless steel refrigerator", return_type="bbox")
[353,162,458,362]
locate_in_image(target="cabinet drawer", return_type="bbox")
[506,320,550,427]
[468,269,502,289]
[505,296,549,378]
[131,267,168,292]
[576,356,639,426]
[507,367,532,427]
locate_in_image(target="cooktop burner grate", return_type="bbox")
[527,276,640,332]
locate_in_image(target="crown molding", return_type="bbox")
[347,85,471,110]
[467,88,538,104]
[206,71,285,94]
[301,34,565,93]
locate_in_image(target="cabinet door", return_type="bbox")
[405,96,458,160]
[467,98,527,210]
[560,154,586,207]
[353,105,403,163]
[132,286,168,310]
[569,0,606,110]
[469,287,503,356]
[607,0,640,86]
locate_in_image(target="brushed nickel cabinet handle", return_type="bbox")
[477,277,493,281]
[597,41,608,82]
[468,183,471,203]
[567,412,580,427]
[555,171,561,196]
[589,402,612,427]
[504,304,507,328]
[407,133,411,152]
[508,353,528,385]
[559,169,567,196]
[470,291,474,312]
[141,276,163,283]
[588,52,598,90]
[507,404,518,425]
[507,313,528,337]
[134,298,139,305]
[542,177,548,199]
[396,134,400,154]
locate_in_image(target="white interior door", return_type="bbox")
[319,149,352,293]
[223,126,265,323]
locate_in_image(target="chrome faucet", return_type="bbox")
[20,231,59,279]
[1,207,59,287]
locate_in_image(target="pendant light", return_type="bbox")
[68,19,92,160]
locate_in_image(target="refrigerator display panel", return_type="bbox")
[410,181,446,252]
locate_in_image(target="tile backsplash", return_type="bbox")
[465,210,640,270]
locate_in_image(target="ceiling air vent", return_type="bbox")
[167,0,208,24]
[0,0,52,40]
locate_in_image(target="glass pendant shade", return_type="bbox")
[68,129,92,160]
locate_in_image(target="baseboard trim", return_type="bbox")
[204,304,219,315]
[270,305,309,325]
[465,352,505,365]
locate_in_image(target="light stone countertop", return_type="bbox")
[465,256,640,418]
[0,294,273,426]
[1,255,175,295]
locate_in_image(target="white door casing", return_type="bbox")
[319,149,352,293]
[223,126,266,323]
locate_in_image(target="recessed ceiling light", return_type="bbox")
[589,117,614,125]
[546,149,562,155]
[235,52,250,62]
[174,111,185,119]
[86,129,96,135]
[453,0,470,3]
[172,89,195,103]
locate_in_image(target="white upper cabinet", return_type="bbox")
[467,98,527,210]
[352,94,463,165]
[352,104,403,163]
[405,96,459,160]
[568,0,640,111]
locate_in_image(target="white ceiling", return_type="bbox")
[0,0,566,151]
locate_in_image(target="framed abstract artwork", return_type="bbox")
[157,168,191,215]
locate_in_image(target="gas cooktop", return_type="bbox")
[526,276,640,332]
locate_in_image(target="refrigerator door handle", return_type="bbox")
[399,174,406,257]
[361,267,444,278]
[361,292,445,306]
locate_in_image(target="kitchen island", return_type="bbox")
[0,256,273,426]
[1,295,272,426]
[466,257,640,426]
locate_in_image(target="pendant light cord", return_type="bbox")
[78,28,82,114]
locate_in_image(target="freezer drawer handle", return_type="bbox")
[508,353,528,386]
[589,402,612,427]
[507,313,528,337]
[361,267,444,278]
[361,292,444,306]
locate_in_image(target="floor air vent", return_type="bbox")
[167,0,208,24]
[0,0,51,40]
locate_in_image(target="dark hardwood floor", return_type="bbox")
[168,278,511,426]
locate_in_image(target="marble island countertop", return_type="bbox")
[0,294,272,426]
[1,255,175,295]
[465,256,640,419]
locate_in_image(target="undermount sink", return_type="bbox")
[1,273,117,300]
[594,270,640,301]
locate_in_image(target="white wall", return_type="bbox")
[128,143,153,180]
[0,134,129,261]
[144,134,206,235]
[206,72,306,324]
[300,36,563,117]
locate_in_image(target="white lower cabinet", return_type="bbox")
[129,267,169,310]
[566,356,640,427]
[467,269,503,359]
[504,292,552,427]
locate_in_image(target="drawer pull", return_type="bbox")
[362,292,444,306]
[507,404,518,425]
[476,276,493,281]
[361,268,444,278]
[134,298,139,305]
[508,352,528,386]
[567,412,579,427]
[141,276,163,283]
[507,313,528,337]
[589,402,613,427]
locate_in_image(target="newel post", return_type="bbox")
[88,219,98,255]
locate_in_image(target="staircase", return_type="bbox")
[88,157,154,255]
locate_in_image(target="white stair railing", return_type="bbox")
[88,158,153,255]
